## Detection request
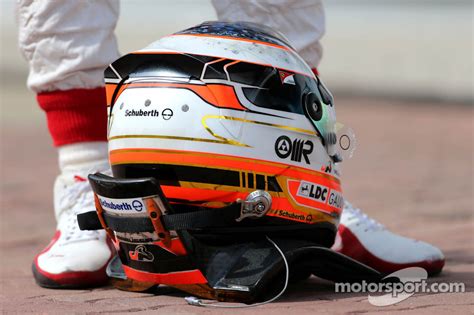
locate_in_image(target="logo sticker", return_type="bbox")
[297,181,328,203]
[287,179,344,214]
[275,135,313,164]
[128,245,154,262]
[279,70,296,85]
[125,109,160,117]
[328,190,344,209]
[161,108,173,120]
[132,200,143,211]
[99,196,144,213]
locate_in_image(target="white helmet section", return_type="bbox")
[138,34,314,78]
[108,87,334,175]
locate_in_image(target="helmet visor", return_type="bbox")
[228,63,340,157]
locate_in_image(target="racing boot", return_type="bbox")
[32,143,114,288]
[333,201,445,275]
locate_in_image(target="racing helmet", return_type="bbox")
[79,21,374,304]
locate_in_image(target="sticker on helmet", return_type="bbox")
[297,180,329,203]
[287,179,344,213]
[274,135,313,164]
[125,109,160,117]
[161,108,174,120]
[98,196,145,214]
[327,190,344,209]
[279,70,296,85]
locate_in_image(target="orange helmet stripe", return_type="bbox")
[109,148,341,189]
[107,82,246,111]
[122,265,207,285]
[162,186,340,217]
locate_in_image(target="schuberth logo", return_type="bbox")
[277,210,306,221]
[275,135,313,164]
[124,108,174,121]
[125,109,160,117]
[131,200,143,211]
[161,108,173,120]
[100,198,143,212]
[100,199,132,211]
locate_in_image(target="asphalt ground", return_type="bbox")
[1,95,473,314]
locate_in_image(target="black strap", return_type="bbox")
[163,205,241,230]
[77,204,242,233]
[77,211,103,230]
[103,213,153,233]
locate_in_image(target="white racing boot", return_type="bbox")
[32,143,114,288]
[333,201,445,275]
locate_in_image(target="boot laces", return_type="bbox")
[58,178,100,244]
[343,201,385,231]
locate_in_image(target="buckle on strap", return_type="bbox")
[80,173,274,235]
[87,173,173,247]
[144,197,171,247]
[93,194,116,241]
[236,190,272,222]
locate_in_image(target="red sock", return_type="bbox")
[37,88,108,147]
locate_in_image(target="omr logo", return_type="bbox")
[275,135,313,164]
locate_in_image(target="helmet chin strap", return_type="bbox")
[184,235,290,308]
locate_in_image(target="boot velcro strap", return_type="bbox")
[78,203,241,233]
